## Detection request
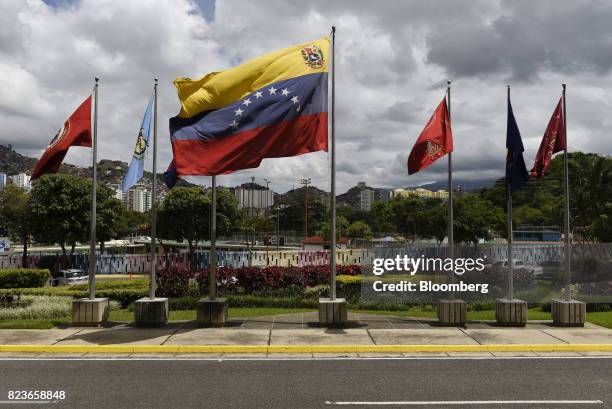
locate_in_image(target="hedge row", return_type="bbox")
[0,269,51,289]
[156,265,362,298]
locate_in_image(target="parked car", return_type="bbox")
[52,269,89,286]
[491,259,543,277]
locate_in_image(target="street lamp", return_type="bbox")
[300,178,311,239]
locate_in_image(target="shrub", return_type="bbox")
[157,264,363,298]
[337,275,363,303]
[0,295,72,320]
[156,268,195,298]
[0,286,147,308]
[0,269,51,289]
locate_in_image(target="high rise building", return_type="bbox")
[360,189,375,211]
[234,186,274,210]
[391,187,448,200]
[10,173,31,191]
[115,185,152,213]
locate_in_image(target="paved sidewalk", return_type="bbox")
[0,312,610,356]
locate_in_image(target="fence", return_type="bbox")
[2,243,611,273]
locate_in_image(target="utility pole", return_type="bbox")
[263,178,271,265]
[300,178,311,239]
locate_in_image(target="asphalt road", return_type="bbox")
[0,357,610,408]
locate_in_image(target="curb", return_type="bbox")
[1,344,612,354]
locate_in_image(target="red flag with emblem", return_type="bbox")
[531,97,566,178]
[31,96,92,180]
[408,98,453,175]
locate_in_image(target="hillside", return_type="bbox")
[0,144,162,187]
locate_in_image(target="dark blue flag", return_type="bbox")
[506,97,529,193]
[164,160,178,189]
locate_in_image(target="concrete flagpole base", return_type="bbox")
[196,298,228,327]
[437,299,467,327]
[134,298,169,327]
[71,298,110,327]
[552,299,586,327]
[318,298,347,326]
[495,299,528,327]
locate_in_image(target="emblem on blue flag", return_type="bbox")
[121,96,153,192]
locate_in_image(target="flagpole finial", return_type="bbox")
[155,77,159,84]
[332,26,336,33]
[447,80,451,86]
[562,83,566,91]
[95,76,99,83]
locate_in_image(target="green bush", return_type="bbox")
[0,286,147,308]
[337,275,362,303]
[0,269,51,289]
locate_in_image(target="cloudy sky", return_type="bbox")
[2,0,612,193]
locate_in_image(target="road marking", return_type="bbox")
[0,356,612,361]
[325,400,604,406]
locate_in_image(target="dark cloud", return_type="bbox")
[427,0,612,82]
[1,0,612,194]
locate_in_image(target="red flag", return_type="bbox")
[407,98,453,175]
[31,96,92,180]
[531,97,566,178]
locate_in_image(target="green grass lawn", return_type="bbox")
[1,306,611,329]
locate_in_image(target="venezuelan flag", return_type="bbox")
[170,37,330,176]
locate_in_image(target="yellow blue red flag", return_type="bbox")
[169,37,330,176]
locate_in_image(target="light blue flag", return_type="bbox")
[121,97,153,192]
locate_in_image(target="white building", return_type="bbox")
[115,186,152,213]
[234,187,274,210]
[0,172,6,190]
[360,189,375,211]
[10,173,31,191]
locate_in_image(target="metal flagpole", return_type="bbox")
[446,80,454,295]
[209,175,217,299]
[507,85,514,301]
[562,83,571,302]
[330,26,337,300]
[149,78,159,299]
[89,77,99,300]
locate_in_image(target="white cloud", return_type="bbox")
[1,0,612,195]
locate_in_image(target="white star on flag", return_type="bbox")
[281,88,290,96]
[254,91,263,99]
[230,119,239,129]
[268,86,277,95]
[290,96,299,104]
[234,107,244,116]
[242,98,252,107]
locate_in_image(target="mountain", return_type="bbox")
[0,144,88,177]
[337,182,391,208]
[0,144,168,188]
[277,185,330,208]
[408,178,499,193]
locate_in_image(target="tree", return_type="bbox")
[347,221,372,240]
[29,174,121,262]
[158,187,209,263]
[416,201,447,245]
[370,200,394,234]
[157,186,241,265]
[278,199,326,236]
[30,174,90,263]
[0,185,32,267]
[95,184,123,252]
[318,215,350,240]
[389,196,427,240]
[115,209,149,238]
[454,195,504,246]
